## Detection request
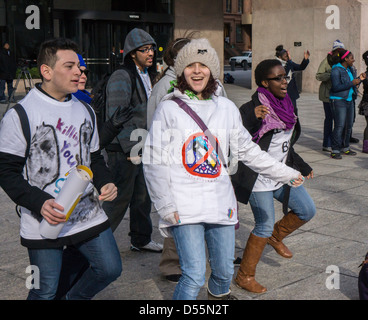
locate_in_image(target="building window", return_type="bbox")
[236,24,242,43]
[238,0,243,13]
[225,0,231,13]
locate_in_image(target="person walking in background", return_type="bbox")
[316,40,345,153]
[350,63,360,144]
[110,46,120,73]
[0,42,17,103]
[143,39,305,300]
[102,28,163,252]
[72,54,92,104]
[275,44,310,115]
[0,38,122,300]
[329,49,366,159]
[358,50,368,153]
[231,59,316,294]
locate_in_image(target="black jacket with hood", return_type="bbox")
[231,92,312,213]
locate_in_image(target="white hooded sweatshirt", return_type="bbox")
[143,88,300,235]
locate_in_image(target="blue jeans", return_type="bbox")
[323,102,333,148]
[27,228,122,300]
[171,223,235,300]
[248,185,316,238]
[330,99,354,153]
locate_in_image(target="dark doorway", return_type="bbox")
[64,19,172,87]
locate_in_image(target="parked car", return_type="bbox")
[229,51,252,68]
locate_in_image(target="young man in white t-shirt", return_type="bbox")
[0,38,122,299]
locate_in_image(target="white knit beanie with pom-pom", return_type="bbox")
[174,38,220,80]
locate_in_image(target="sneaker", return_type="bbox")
[330,152,342,159]
[207,289,238,300]
[233,257,242,266]
[165,274,181,283]
[343,150,357,156]
[322,147,332,152]
[130,240,163,253]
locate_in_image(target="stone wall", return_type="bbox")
[253,0,368,93]
[174,0,224,80]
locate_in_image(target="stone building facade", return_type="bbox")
[252,0,368,93]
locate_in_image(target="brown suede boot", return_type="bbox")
[267,211,307,259]
[235,233,268,293]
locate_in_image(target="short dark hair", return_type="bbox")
[254,59,283,87]
[37,38,79,80]
[275,45,287,58]
[327,48,345,66]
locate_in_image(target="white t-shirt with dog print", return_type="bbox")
[0,86,108,241]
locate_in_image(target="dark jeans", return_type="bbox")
[0,79,14,101]
[102,151,152,247]
[323,102,333,148]
[330,99,354,153]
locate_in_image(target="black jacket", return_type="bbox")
[0,48,17,80]
[231,92,312,210]
[285,58,309,103]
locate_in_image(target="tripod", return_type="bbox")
[4,66,34,115]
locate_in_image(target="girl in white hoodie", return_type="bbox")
[143,38,304,300]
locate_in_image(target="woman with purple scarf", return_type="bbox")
[231,59,316,293]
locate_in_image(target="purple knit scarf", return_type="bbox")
[252,87,297,143]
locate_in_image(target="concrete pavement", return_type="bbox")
[0,79,367,301]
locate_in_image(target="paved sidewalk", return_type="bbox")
[0,83,367,300]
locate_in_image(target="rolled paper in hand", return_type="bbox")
[39,165,93,239]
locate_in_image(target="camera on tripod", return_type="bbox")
[17,58,36,71]
[18,58,30,67]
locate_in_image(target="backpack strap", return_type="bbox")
[12,104,31,218]
[79,100,96,144]
[13,104,31,159]
[119,65,141,103]
[79,100,96,131]
[172,97,228,169]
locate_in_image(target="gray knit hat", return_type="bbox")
[332,39,345,51]
[174,38,220,79]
